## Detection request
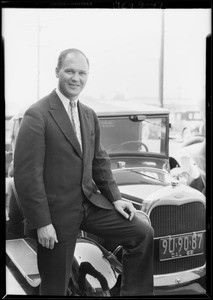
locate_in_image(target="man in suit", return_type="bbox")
[14,48,154,296]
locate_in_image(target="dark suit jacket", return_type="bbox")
[14,90,121,241]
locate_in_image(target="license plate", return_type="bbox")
[159,232,205,261]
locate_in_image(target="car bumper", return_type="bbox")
[154,265,206,293]
[154,264,205,285]
[154,282,206,295]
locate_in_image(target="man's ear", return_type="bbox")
[55,67,59,78]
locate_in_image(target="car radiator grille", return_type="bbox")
[150,202,206,275]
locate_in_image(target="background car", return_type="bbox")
[169,110,204,142]
[5,115,13,177]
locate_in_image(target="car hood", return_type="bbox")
[119,184,165,201]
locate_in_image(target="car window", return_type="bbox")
[193,112,201,120]
[99,116,167,156]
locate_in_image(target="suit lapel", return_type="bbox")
[78,102,92,163]
[49,91,82,159]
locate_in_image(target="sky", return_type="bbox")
[2,8,211,115]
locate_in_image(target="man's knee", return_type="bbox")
[134,219,154,244]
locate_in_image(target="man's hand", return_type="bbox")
[113,200,136,221]
[37,224,58,249]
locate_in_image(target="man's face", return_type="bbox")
[55,52,89,101]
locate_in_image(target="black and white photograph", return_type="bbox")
[2,3,211,297]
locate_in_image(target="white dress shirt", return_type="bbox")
[55,88,82,150]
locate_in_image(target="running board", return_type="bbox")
[6,239,41,287]
[6,266,26,295]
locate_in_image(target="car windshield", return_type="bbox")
[99,116,167,156]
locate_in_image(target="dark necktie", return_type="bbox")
[69,101,82,150]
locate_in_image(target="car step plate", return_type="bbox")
[6,266,26,295]
[6,239,41,287]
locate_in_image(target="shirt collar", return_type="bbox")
[55,88,78,111]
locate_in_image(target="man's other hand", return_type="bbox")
[113,200,136,221]
[37,224,58,249]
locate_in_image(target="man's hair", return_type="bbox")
[57,48,89,70]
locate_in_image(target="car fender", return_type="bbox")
[69,237,119,296]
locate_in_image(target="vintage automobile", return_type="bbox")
[169,110,204,142]
[5,101,206,295]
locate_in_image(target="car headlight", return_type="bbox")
[170,167,190,185]
[178,170,190,184]
[135,210,151,225]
